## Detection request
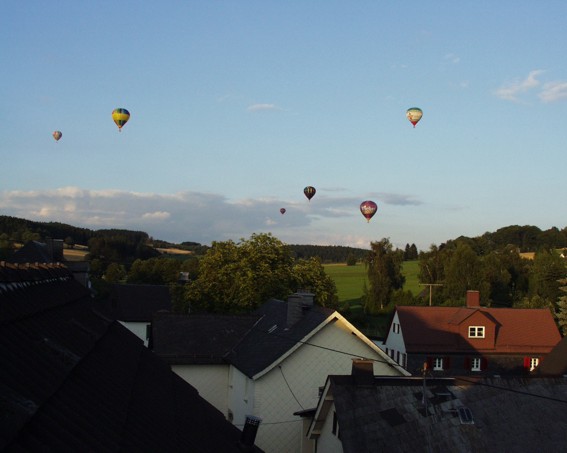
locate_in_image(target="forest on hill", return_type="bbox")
[1,215,567,265]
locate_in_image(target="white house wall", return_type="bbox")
[172,364,230,416]
[249,317,400,453]
[227,366,255,427]
[315,402,343,453]
[120,321,148,346]
[384,311,406,356]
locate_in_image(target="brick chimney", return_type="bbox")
[286,291,315,328]
[351,358,374,386]
[466,290,480,308]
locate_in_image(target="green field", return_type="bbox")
[324,260,421,304]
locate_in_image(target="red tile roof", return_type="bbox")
[396,306,561,354]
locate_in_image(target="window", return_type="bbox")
[402,353,407,369]
[433,357,444,370]
[530,357,539,371]
[468,326,485,338]
[332,411,340,438]
[471,357,481,371]
[393,323,400,334]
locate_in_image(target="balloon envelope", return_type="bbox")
[52,131,62,141]
[406,107,423,127]
[360,200,378,222]
[112,108,130,131]
[280,208,286,215]
[304,186,316,201]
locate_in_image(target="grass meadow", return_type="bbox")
[324,260,421,337]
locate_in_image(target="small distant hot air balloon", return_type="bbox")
[280,208,286,215]
[112,108,130,132]
[304,186,316,201]
[360,200,378,223]
[52,131,62,142]
[406,107,423,128]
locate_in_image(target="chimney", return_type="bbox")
[351,358,374,386]
[286,291,316,328]
[238,415,262,452]
[466,290,480,308]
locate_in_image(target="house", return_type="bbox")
[9,238,91,287]
[0,261,262,452]
[382,290,562,376]
[152,291,407,453]
[99,283,172,346]
[303,362,567,453]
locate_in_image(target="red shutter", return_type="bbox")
[427,357,433,370]
[464,357,471,369]
[481,358,488,371]
[444,357,451,369]
[523,357,530,369]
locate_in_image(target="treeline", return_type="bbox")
[288,244,369,263]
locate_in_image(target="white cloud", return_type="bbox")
[142,211,171,220]
[539,81,567,103]
[444,53,460,64]
[247,103,280,112]
[0,187,423,246]
[494,70,544,102]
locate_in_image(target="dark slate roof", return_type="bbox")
[225,298,335,378]
[326,375,567,453]
[0,262,261,452]
[152,312,262,364]
[8,241,53,264]
[535,335,567,376]
[99,283,172,322]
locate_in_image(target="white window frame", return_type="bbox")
[433,357,444,371]
[471,357,481,371]
[468,326,485,338]
[530,357,539,371]
[393,323,400,334]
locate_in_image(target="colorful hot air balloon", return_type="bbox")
[406,107,423,128]
[52,131,62,142]
[112,108,130,131]
[280,208,286,215]
[304,186,316,201]
[360,200,378,223]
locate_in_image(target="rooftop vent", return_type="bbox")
[458,406,474,424]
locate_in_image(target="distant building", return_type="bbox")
[382,290,561,376]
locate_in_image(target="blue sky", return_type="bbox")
[2,1,567,250]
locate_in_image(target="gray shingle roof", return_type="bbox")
[100,283,172,322]
[152,312,262,364]
[226,298,335,378]
[326,375,567,453]
[0,262,261,452]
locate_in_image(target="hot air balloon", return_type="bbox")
[304,186,316,201]
[406,107,423,128]
[52,131,62,142]
[360,200,378,223]
[112,108,130,131]
[280,208,286,215]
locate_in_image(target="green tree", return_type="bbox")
[104,262,127,283]
[292,257,339,309]
[346,252,357,266]
[363,238,405,314]
[184,233,295,313]
[555,278,567,335]
[443,242,487,303]
[127,257,185,285]
[528,250,566,307]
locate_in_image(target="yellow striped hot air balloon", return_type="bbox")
[52,131,62,142]
[406,107,423,128]
[112,108,130,132]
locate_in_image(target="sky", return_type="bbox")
[2,1,567,251]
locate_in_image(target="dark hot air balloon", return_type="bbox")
[360,200,378,223]
[112,108,130,131]
[280,208,286,215]
[406,107,423,128]
[52,131,62,142]
[304,186,316,201]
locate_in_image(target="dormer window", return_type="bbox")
[468,326,485,338]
